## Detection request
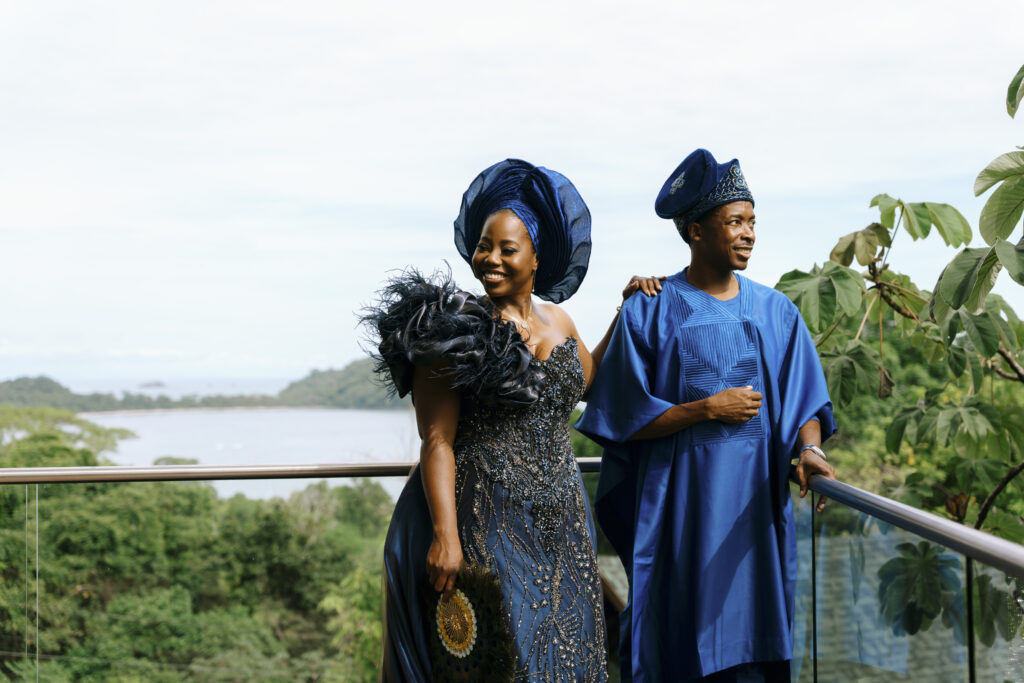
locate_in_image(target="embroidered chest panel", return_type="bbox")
[672,289,765,445]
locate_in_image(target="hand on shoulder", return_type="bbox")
[622,275,666,301]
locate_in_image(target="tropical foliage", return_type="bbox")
[775,63,1024,644]
[0,406,391,680]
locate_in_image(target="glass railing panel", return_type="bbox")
[791,483,814,682]
[580,469,627,682]
[812,494,969,682]
[0,476,404,681]
[970,558,1024,682]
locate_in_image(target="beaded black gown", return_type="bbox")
[370,274,607,682]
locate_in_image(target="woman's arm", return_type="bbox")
[412,362,464,595]
[577,276,665,395]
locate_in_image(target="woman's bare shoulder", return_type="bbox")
[537,301,579,336]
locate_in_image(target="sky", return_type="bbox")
[3,1,1024,387]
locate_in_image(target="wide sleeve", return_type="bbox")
[575,300,676,445]
[775,305,837,455]
[360,268,545,408]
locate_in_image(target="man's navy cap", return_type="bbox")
[654,149,754,236]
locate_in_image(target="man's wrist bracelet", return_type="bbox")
[798,444,827,461]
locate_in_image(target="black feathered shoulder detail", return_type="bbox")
[360,268,545,407]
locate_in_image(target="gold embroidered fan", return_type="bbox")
[427,564,515,681]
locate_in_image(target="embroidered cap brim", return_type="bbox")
[654,149,754,239]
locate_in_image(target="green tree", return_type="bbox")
[776,63,1024,646]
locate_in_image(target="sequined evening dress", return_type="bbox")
[380,337,608,682]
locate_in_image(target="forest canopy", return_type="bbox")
[0,358,406,412]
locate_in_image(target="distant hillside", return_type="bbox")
[279,358,407,409]
[0,358,407,412]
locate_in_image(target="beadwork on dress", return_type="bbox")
[453,337,608,681]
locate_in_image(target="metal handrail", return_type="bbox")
[0,458,602,483]
[1,458,1020,577]
[810,475,1024,579]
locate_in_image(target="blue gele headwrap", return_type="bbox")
[454,159,592,304]
[654,149,754,240]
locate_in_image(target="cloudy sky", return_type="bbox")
[3,1,1023,387]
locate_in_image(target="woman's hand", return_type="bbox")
[426,532,464,596]
[705,386,762,423]
[622,275,666,300]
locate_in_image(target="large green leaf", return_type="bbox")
[967,354,985,394]
[979,175,1024,245]
[980,507,1024,545]
[776,269,836,332]
[929,279,953,326]
[994,236,1024,285]
[819,339,879,408]
[937,247,999,312]
[871,193,899,229]
[934,400,1000,447]
[1007,64,1024,118]
[974,574,1012,647]
[946,343,967,378]
[829,224,889,267]
[823,261,866,316]
[957,309,1001,357]
[830,232,857,267]
[902,202,934,240]
[965,252,1003,315]
[974,150,1024,196]
[984,294,1020,351]
[886,403,928,453]
[925,203,972,247]
[877,541,962,636]
[776,264,863,332]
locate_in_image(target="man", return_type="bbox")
[577,149,836,682]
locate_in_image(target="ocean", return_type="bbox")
[80,407,419,500]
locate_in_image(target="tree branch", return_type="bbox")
[875,284,919,321]
[975,460,1024,530]
[878,279,929,303]
[988,361,1020,380]
[996,342,1024,383]
[867,261,919,322]
[815,313,846,349]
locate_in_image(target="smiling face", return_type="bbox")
[688,200,756,272]
[472,209,539,298]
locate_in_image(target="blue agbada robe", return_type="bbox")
[576,270,836,681]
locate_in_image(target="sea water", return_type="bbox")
[80,407,418,500]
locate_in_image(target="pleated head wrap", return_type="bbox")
[454,159,591,304]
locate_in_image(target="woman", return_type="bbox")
[364,159,660,682]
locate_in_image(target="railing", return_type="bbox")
[1,461,1022,681]
[796,478,1024,683]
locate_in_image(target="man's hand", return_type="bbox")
[705,386,762,423]
[796,448,835,513]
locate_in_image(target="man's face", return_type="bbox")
[690,201,756,271]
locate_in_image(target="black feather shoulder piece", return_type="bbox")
[360,267,545,408]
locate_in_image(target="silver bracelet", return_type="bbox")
[799,444,827,461]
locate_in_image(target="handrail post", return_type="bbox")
[966,556,975,683]
[811,493,818,683]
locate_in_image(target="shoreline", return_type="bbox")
[78,404,412,417]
